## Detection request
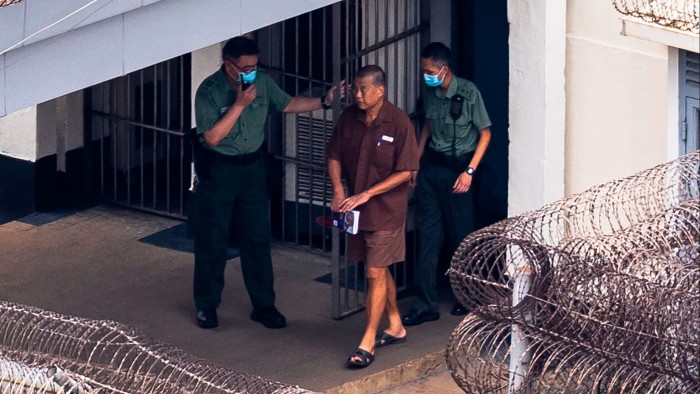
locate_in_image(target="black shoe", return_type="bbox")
[401,310,440,326]
[450,303,469,316]
[251,306,286,329]
[196,309,218,329]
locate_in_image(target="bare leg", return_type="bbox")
[382,268,406,338]
[350,266,387,362]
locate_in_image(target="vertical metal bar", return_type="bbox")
[353,256,360,308]
[394,0,399,107]
[124,75,133,204]
[100,84,105,198]
[350,0,355,101]
[140,69,145,207]
[294,16,300,245]
[374,0,379,65]
[166,60,171,213]
[307,11,314,248]
[180,56,186,216]
[331,1,342,319]
[112,79,118,201]
[153,64,158,209]
[322,7,329,252]
[281,20,287,242]
[354,0,359,58]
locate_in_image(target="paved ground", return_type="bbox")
[0,204,465,393]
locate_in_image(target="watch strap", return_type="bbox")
[321,93,331,110]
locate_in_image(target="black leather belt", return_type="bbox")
[202,147,263,166]
[425,148,474,172]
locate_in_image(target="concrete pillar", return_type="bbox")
[191,43,224,129]
[507,0,566,216]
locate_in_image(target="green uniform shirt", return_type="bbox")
[424,76,491,156]
[195,67,292,155]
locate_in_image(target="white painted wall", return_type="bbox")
[0,0,339,117]
[565,0,669,194]
[0,91,84,164]
[507,0,567,216]
[0,0,339,165]
[0,0,165,52]
[0,107,37,161]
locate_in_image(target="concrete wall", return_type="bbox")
[0,107,37,161]
[507,0,567,216]
[0,0,339,117]
[0,92,83,163]
[565,0,670,194]
[0,0,339,221]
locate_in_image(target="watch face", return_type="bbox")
[466,167,475,175]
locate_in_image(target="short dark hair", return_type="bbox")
[421,42,450,68]
[355,65,386,87]
[222,36,260,60]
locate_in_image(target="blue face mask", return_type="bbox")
[423,66,445,87]
[239,68,257,84]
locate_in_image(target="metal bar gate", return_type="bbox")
[260,0,428,319]
[88,55,192,220]
[87,0,427,320]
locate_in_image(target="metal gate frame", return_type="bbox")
[87,55,192,220]
[87,0,429,319]
[259,0,429,319]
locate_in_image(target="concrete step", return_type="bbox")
[327,350,464,394]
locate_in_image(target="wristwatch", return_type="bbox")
[465,167,475,176]
[321,93,331,110]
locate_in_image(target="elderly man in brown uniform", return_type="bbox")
[327,65,419,368]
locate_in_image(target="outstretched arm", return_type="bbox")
[283,80,347,113]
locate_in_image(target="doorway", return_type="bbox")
[257,0,428,318]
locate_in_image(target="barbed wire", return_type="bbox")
[613,0,700,33]
[0,0,22,8]
[446,151,700,393]
[0,301,317,394]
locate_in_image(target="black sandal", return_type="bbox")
[375,331,407,348]
[346,348,374,368]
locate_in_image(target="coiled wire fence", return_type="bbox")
[0,0,21,8]
[0,301,317,394]
[612,0,700,33]
[446,151,700,393]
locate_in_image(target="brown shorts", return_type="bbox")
[347,226,405,267]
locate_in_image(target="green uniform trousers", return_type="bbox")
[193,151,275,311]
[413,159,474,313]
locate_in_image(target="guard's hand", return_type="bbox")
[325,80,348,105]
[234,84,257,108]
[452,172,472,194]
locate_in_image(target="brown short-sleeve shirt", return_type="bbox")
[327,100,419,231]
